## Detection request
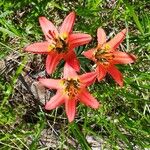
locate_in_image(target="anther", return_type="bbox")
[48,30,56,39]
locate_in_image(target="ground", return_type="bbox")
[0,0,149,149]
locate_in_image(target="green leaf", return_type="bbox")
[69,122,91,150]
[125,2,144,34]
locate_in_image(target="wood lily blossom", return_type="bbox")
[25,12,92,74]
[39,63,100,122]
[83,28,136,87]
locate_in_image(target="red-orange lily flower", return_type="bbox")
[25,12,92,74]
[39,63,100,122]
[83,28,136,87]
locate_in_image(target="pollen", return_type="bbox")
[48,44,55,52]
[62,78,80,98]
[94,43,114,65]
[53,34,68,54]
[60,32,68,40]
[47,31,68,54]
[104,44,111,51]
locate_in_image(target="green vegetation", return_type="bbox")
[0,0,149,149]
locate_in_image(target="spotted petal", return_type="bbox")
[64,51,80,72]
[39,16,58,40]
[96,64,107,81]
[69,33,92,48]
[79,72,97,86]
[46,53,62,74]
[59,12,75,35]
[79,89,100,109]
[45,91,65,110]
[97,28,106,45]
[63,63,78,79]
[39,78,61,89]
[107,29,127,51]
[107,65,123,87]
[65,98,76,122]
[113,51,136,64]
[24,42,49,54]
[82,48,96,61]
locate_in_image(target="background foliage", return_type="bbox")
[0,0,149,149]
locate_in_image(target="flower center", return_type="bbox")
[62,78,80,98]
[48,31,68,54]
[94,44,114,66]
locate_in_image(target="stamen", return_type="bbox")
[55,37,68,53]
[47,32,68,54]
[62,78,80,98]
[104,44,111,51]
[48,44,55,52]
[60,32,68,40]
[94,44,114,65]
[48,30,56,39]
[47,34,52,40]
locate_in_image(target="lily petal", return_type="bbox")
[79,72,97,86]
[45,91,64,110]
[79,89,100,109]
[39,78,61,89]
[65,98,76,122]
[69,33,92,48]
[65,51,80,72]
[107,29,127,51]
[46,53,62,74]
[39,16,58,40]
[113,51,136,64]
[82,49,96,61]
[59,12,75,34]
[107,65,123,87]
[96,64,107,81]
[24,42,49,54]
[63,63,78,79]
[97,28,106,45]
